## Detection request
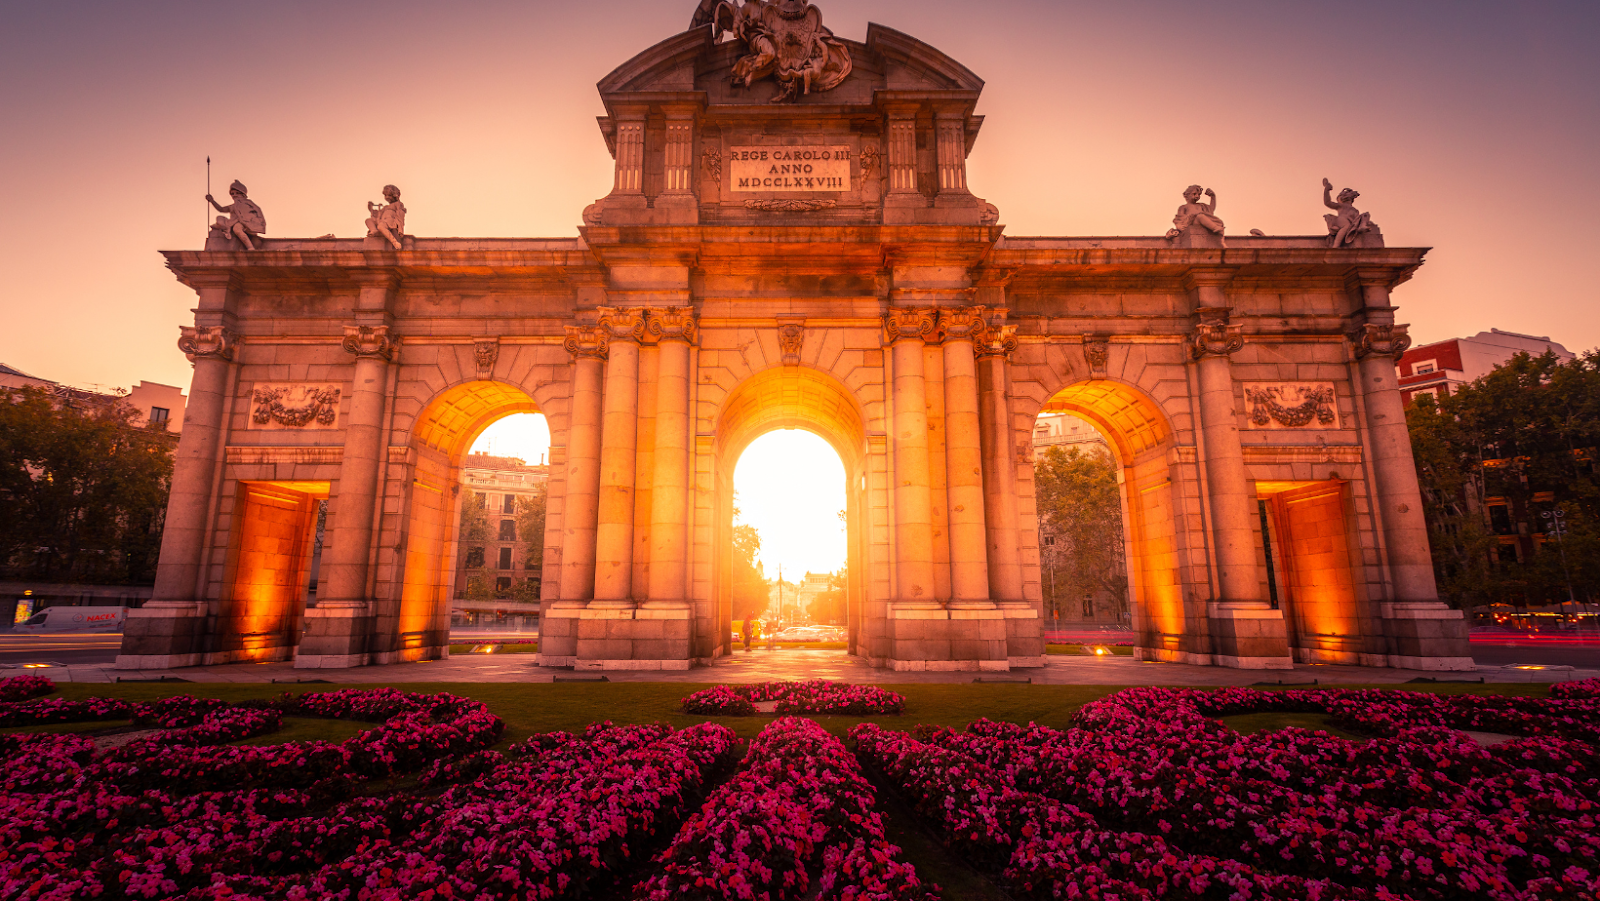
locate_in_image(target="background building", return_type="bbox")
[0,363,185,432]
[1398,329,1573,405]
[451,453,549,631]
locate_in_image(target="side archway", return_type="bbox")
[1033,379,1188,657]
[394,380,542,659]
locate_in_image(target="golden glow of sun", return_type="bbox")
[469,413,551,463]
[734,429,848,579]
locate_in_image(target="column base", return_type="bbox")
[1207,602,1293,669]
[537,600,586,664]
[887,601,1006,666]
[1382,602,1475,670]
[295,604,372,668]
[996,600,1044,660]
[574,604,691,665]
[115,602,205,669]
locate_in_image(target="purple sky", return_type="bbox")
[2,0,1596,393]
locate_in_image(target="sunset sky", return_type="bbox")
[3,1,1597,574]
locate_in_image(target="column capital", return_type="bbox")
[974,323,1018,359]
[177,325,237,363]
[597,306,647,343]
[1350,322,1412,360]
[937,306,988,342]
[342,324,398,361]
[647,306,699,344]
[1188,307,1244,360]
[884,308,937,344]
[563,325,609,361]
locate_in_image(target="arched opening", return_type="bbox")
[1030,380,1181,655]
[398,381,544,658]
[713,368,868,658]
[731,430,850,650]
[450,412,551,636]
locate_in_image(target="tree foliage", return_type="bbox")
[515,485,548,574]
[0,387,174,584]
[1407,350,1600,610]
[730,493,770,623]
[458,490,490,542]
[1033,444,1129,621]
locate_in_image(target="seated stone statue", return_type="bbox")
[365,184,407,250]
[1166,185,1225,240]
[206,180,265,250]
[1322,178,1378,247]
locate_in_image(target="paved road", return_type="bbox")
[0,633,123,666]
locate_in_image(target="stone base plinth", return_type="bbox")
[574,604,691,667]
[1382,602,1475,670]
[294,605,372,669]
[997,602,1044,659]
[1135,646,1215,666]
[1169,224,1225,248]
[887,602,1007,669]
[115,603,205,670]
[538,602,584,663]
[1207,603,1293,669]
[371,645,447,665]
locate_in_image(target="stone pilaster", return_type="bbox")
[117,313,238,669]
[1350,270,1473,669]
[1186,271,1292,668]
[593,307,645,607]
[885,309,939,605]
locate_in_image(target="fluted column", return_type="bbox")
[976,326,1023,603]
[939,307,992,604]
[559,326,608,602]
[317,324,398,609]
[646,307,697,607]
[593,308,645,606]
[147,326,236,610]
[886,309,938,604]
[1188,305,1262,606]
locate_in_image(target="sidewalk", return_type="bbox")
[28,649,1596,687]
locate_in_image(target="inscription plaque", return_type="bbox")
[730,145,851,192]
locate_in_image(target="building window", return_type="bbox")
[1414,363,1435,375]
[149,406,170,424]
[1494,541,1519,565]
[466,546,484,568]
[496,577,512,593]
[499,519,517,541]
[503,494,516,514]
[498,547,513,570]
[1081,592,1093,618]
[1488,503,1513,535]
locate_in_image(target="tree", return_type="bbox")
[1033,444,1128,622]
[458,490,490,543]
[1408,350,1600,611]
[515,484,548,589]
[809,565,847,625]
[730,493,769,623]
[0,387,174,584]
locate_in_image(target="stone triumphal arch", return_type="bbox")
[119,4,1472,672]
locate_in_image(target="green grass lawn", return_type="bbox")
[1045,643,1135,656]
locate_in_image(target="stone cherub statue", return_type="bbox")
[365,184,407,250]
[206,180,265,250]
[1322,178,1379,247]
[1166,185,1225,241]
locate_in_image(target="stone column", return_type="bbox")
[298,321,397,667]
[885,309,938,604]
[1186,285,1291,668]
[1351,272,1473,669]
[645,308,697,610]
[557,326,607,602]
[593,308,645,606]
[655,105,700,223]
[938,308,991,603]
[976,327,1023,603]
[117,323,236,669]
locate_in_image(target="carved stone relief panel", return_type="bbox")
[1241,382,1337,429]
[248,384,342,430]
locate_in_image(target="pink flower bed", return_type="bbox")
[0,675,53,703]
[635,716,936,900]
[855,685,1600,900]
[681,680,906,716]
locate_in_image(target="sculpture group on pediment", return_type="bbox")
[365,185,407,250]
[703,0,853,102]
[206,180,265,251]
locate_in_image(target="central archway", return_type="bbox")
[712,367,869,656]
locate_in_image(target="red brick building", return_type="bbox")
[1397,329,1572,405]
